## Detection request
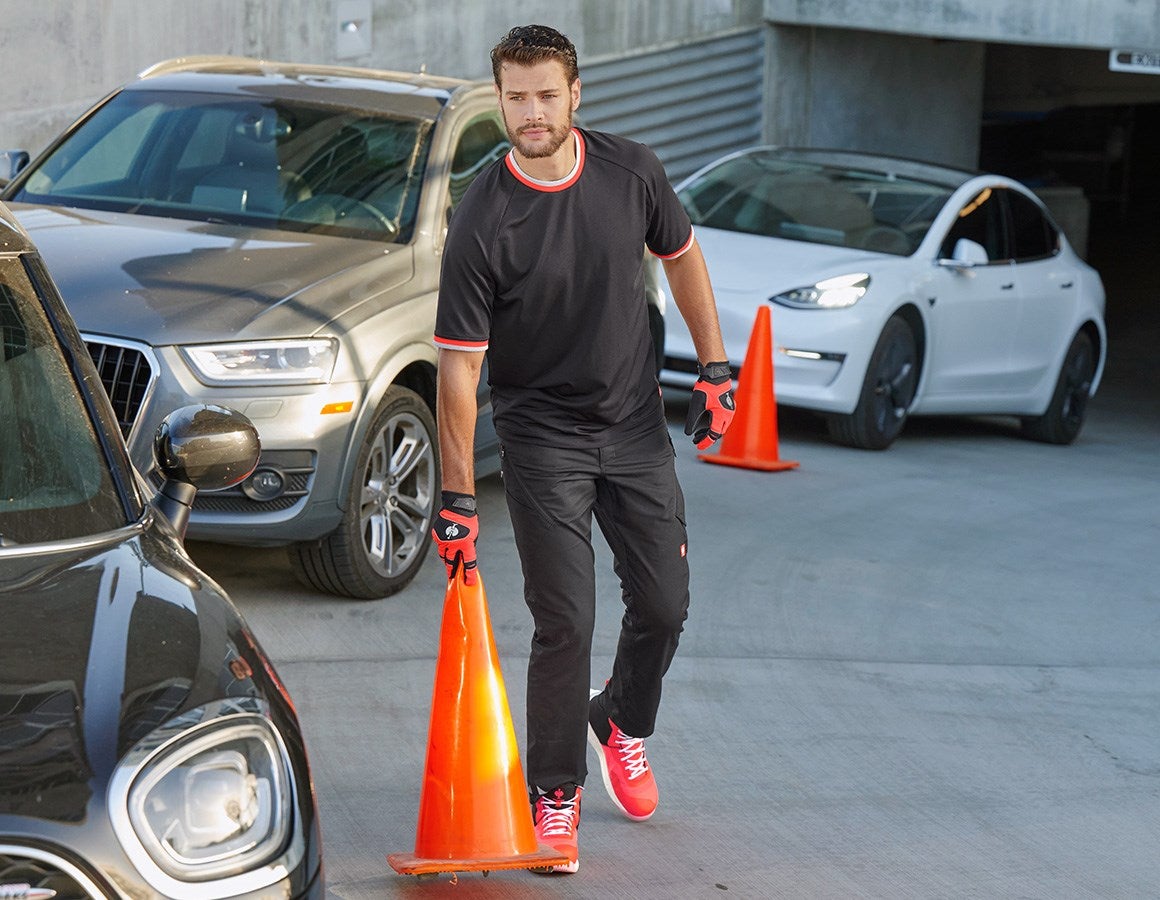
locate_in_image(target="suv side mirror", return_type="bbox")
[152,404,260,538]
[938,238,989,270]
[0,149,30,185]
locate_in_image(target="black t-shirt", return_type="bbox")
[435,127,693,447]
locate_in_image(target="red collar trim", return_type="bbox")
[505,128,584,192]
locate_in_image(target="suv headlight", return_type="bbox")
[771,273,870,309]
[110,700,303,898]
[181,338,337,385]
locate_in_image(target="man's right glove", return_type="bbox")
[685,361,736,450]
[432,490,478,584]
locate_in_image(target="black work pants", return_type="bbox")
[500,420,690,792]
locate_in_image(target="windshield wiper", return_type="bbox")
[0,533,19,547]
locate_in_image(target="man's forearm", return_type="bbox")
[436,349,484,493]
[662,239,727,364]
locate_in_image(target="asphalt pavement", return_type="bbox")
[189,227,1159,899]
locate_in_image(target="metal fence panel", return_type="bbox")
[581,28,765,182]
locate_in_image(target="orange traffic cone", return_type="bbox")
[699,305,800,472]
[388,570,568,876]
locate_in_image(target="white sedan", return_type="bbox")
[660,148,1107,449]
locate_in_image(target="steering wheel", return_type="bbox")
[284,193,398,238]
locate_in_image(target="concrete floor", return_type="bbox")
[190,213,1159,899]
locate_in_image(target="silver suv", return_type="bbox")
[1,57,513,598]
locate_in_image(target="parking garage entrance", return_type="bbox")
[979,44,1160,413]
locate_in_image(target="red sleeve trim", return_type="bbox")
[504,129,585,193]
[651,227,695,260]
[434,336,489,351]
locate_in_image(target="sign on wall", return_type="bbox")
[1109,48,1160,74]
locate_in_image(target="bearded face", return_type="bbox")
[497,59,580,164]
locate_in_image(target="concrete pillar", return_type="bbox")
[764,24,986,170]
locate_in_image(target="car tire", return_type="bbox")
[289,385,439,599]
[826,315,918,450]
[1020,330,1095,445]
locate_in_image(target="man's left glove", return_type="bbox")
[432,490,478,584]
[685,361,736,450]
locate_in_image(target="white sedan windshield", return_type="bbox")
[679,152,955,256]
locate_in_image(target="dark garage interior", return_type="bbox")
[980,45,1160,419]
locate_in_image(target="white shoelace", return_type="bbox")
[614,730,650,780]
[537,794,579,837]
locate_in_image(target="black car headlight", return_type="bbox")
[130,722,288,877]
[110,699,304,898]
[771,273,870,309]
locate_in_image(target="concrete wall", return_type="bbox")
[0,0,763,158]
[5,0,1154,188]
[764,0,1160,49]
[765,26,985,168]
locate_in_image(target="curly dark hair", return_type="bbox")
[490,24,580,85]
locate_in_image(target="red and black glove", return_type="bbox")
[432,491,478,584]
[685,361,735,450]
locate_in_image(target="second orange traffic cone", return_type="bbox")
[699,305,799,472]
[388,570,568,876]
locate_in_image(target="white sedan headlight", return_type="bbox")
[771,273,870,309]
[182,338,337,385]
[110,701,303,898]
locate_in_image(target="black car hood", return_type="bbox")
[8,203,402,344]
[0,522,253,823]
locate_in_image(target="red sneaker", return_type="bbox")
[587,694,658,821]
[531,784,582,874]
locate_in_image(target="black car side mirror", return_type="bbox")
[152,404,260,538]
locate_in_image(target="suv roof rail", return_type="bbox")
[137,55,263,79]
[135,55,485,93]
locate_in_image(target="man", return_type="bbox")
[431,23,735,874]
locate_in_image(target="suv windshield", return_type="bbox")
[9,89,432,242]
[679,153,954,256]
[0,255,126,544]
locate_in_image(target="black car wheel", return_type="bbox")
[290,386,438,598]
[827,315,918,450]
[1021,330,1095,445]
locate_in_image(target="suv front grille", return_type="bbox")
[84,339,155,439]
[0,847,106,899]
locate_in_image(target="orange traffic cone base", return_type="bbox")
[388,844,570,876]
[699,451,799,471]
